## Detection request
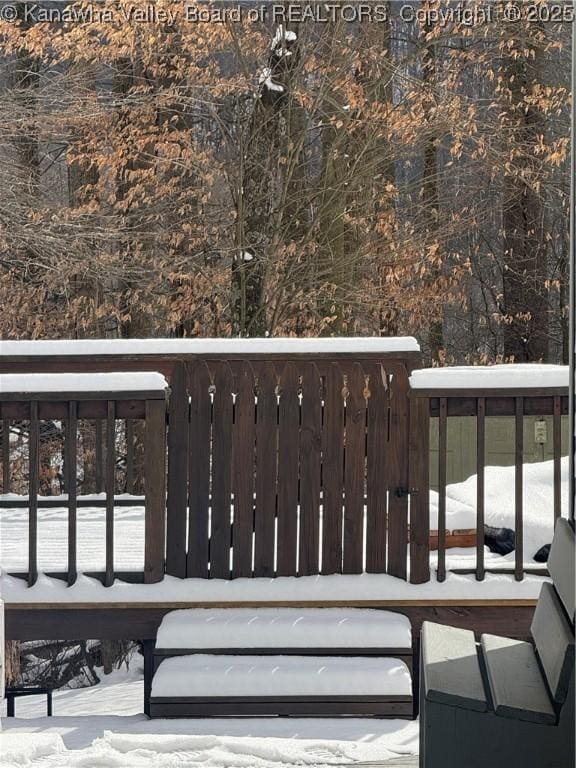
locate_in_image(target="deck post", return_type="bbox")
[409,395,430,584]
[144,399,167,583]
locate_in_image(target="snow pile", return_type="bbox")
[156,607,411,650]
[410,363,568,389]
[0,372,167,395]
[1,729,416,767]
[429,456,568,559]
[1,734,65,765]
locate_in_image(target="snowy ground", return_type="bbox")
[1,660,419,767]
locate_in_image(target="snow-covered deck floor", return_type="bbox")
[1,456,566,591]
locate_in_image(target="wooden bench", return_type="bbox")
[420,518,575,768]
[147,607,414,718]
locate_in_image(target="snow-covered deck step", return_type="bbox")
[149,654,413,718]
[155,607,412,652]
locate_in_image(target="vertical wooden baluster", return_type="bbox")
[95,419,103,494]
[321,364,344,574]
[145,398,167,583]
[553,396,561,522]
[342,363,365,575]
[299,363,322,576]
[232,362,256,578]
[437,398,447,582]
[67,401,78,586]
[126,419,134,495]
[366,364,389,574]
[476,397,485,581]
[211,363,234,579]
[187,361,211,578]
[253,364,278,577]
[2,414,9,493]
[276,363,299,576]
[105,403,115,586]
[387,367,410,579]
[28,401,39,587]
[515,396,524,581]
[166,363,188,578]
[409,395,430,584]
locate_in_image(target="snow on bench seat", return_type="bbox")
[155,608,412,651]
[151,654,412,698]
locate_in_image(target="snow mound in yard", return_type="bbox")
[429,456,568,559]
[1,734,65,766]
[1,730,412,767]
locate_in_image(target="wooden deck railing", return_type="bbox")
[408,381,569,582]
[0,376,167,586]
[0,340,422,585]
[0,342,569,588]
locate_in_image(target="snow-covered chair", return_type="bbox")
[420,518,574,768]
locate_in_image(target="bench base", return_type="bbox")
[149,696,414,718]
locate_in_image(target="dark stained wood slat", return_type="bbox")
[28,401,39,587]
[321,363,344,575]
[95,419,103,494]
[427,395,569,418]
[5,604,538,644]
[276,363,300,576]
[125,419,134,494]
[515,397,524,582]
[105,401,116,587]
[2,414,9,493]
[409,395,430,584]
[145,399,167,584]
[476,397,486,581]
[553,396,561,521]
[0,401,148,422]
[187,361,212,579]
[0,497,144,509]
[342,363,366,575]
[437,398,447,583]
[166,362,188,578]
[231,362,256,578]
[66,401,78,586]
[0,390,166,402]
[387,366,410,580]
[149,697,412,719]
[366,364,389,574]
[254,364,278,577]
[299,363,322,576]
[210,363,234,579]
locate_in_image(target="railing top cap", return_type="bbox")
[410,363,569,393]
[0,336,420,357]
[0,372,168,399]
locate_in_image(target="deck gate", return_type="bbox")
[166,357,421,582]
